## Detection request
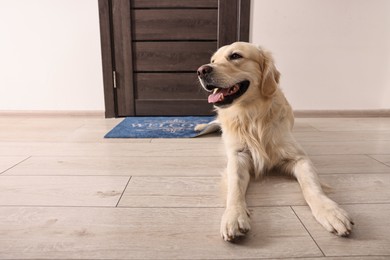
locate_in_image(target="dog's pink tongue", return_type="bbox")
[208,92,223,103]
[208,88,230,103]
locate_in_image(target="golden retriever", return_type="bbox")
[196,42,353,242]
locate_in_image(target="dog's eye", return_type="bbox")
[229,53,243,60]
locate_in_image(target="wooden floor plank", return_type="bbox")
[310,155,390,174]
[0,176,129,207]
[299,118,390,131]
[282,257,390,260]
[0,156,28,173]
[296,257,390,260]
[292,121,320,132]
[5,154,388,177]
[0,120,84,142]
[369,154,390,167]
[301,141,390,155]
[292,204,390,256]
[0,206,321,259]
[4,156,226,176]
[2,140,390,157]
[118,174,390,207]
[118,177,223,207]
[0,116,151,143]
[294,131,390,142]
[0,142,226,157]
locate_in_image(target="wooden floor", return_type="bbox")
[0,115,390,259]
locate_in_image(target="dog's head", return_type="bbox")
[197,42,280,108]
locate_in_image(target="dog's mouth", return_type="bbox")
[206,80,250,106]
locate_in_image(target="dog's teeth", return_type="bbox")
[213,88,218,94]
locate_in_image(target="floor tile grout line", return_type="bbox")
[0,205,298,209]
[1,172,389,178]
[0,154,227,158]
[4,256,390,260]
[298,140,390,143]
[0,174,221,178]
[116,176,132,207]
[274,254,390,259]
[2,203,389,209]
[366,154,390,168]
[27,153,390,156]
[318,172,390,175]
[5,139,390,143]
[298,140,390,144]
[0,156,31,175]
[0,174,134,178]
[5,153,390,157]
[290,202,390,206]
[290,206,326,257]
[0,205,119,209]
[5,155,226,158]
[305,124,321,132]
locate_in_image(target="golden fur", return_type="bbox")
[197,42,353,242]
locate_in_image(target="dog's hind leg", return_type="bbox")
[292,158,354,236]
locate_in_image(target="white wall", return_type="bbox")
[0,0,389,112]
[251,0,390,110]
[0,0,104,111]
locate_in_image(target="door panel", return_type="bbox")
[132,0,218,9]
[133,9,217,41]
[133,42,217,72]
[135,73,207,100]
[98,0,250,117]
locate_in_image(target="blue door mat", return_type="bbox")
[104,116,221,138]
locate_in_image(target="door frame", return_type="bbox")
[98,0,251,118]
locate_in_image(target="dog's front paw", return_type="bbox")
[312,198,354,237]
[220,206,251,242]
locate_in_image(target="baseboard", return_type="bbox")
[0,110,105,117]
[294,109,390,118]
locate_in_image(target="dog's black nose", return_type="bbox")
[197,65,213,77]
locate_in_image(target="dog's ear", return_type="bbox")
[258,48,280,97]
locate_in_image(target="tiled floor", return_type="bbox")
[0,115,390,259]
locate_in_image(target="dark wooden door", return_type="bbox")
[98,0,250,117]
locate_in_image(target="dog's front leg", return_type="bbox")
[221,151,251,242]
[293,158,354,236]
